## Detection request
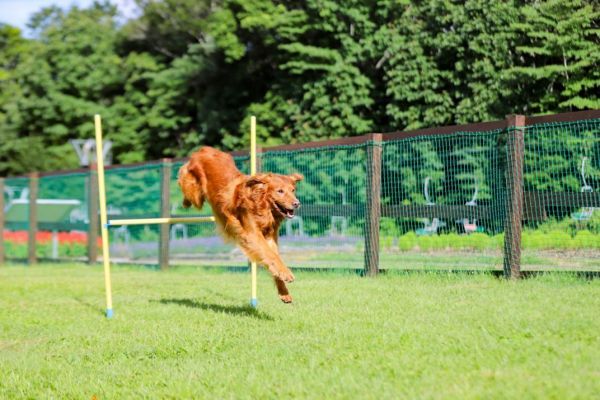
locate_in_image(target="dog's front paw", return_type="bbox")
[279,294,293,303]
[278,270,295,283]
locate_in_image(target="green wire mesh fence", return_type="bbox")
[103,163,162,262]
[1,112,599,273]
[35,172,88,260]
[2,176,30,259]
[522,119,600,271]
[378,130,507,271]
[260,144,368,270]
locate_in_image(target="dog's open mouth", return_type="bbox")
[274,202,295,219]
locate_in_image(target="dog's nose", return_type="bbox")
[292,201,301,209]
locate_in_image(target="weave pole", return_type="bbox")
[250,116,258,308]
[94,115,113,319]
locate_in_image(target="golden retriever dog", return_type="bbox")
[178,147,302,303]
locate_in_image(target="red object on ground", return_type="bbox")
[3,230,101,246]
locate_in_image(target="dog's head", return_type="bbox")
[245,173,303,219]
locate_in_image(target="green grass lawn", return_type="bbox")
[1,264,599,399]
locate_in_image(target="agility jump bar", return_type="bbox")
[106,216,215,227]
[94,113,260,319]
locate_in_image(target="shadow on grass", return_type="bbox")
[74,297,105,317]
[156,298,274,321]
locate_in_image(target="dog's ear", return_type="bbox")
[186,156,203,181]
[177,161,204,209]
[289,173,304,183]
[245,175,267,187]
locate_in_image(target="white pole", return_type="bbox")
[94,115,113,319]
[51,230,58,259]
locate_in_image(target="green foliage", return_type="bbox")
[390,229,600,252]
[382,0,521,128]
[0,24,28,107]
[4,240,87,258]
[511,0,600,111]
[0,0,598,176]
[0,3,162,173]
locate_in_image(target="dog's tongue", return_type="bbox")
[286,210,295,219]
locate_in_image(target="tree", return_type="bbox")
[0,24,31,174]
[0,2,163,174]
[511,0,600,112]
[382,0,521,129]
[1,0,598,177]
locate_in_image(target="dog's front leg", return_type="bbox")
[223,215,295,283]
[237,233,295,283]
[273,277,292,303]
[265,236,293,303]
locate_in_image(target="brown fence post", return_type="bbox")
[0,177,4,265]
[503,115,525,279]
[88,164,99,264]
[28,172,39,265]
[159,159,172,270]
[365,134,382,276]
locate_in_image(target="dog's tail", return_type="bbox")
[177,160,205,210]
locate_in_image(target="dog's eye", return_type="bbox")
[277,189,284,194]
[292,189,295,193]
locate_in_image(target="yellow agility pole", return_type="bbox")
[107,216,215,227]
[94,115,113,319]
[250,116,258,308]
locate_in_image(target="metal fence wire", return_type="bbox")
[1,112,599,274]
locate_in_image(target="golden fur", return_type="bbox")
[178,147,302,303]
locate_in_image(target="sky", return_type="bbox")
[0,0,139,36]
